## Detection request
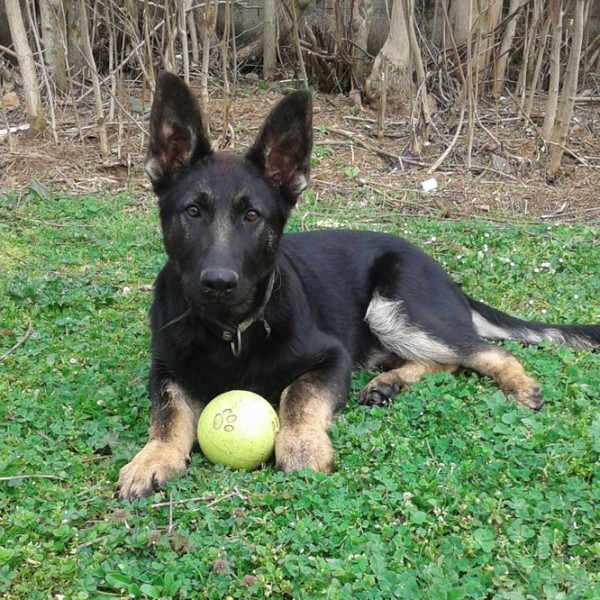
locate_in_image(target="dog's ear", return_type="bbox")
[146,72,212,190]
[246,90,313,205]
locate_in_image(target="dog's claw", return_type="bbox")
[518,386,545,411]
[504,381,545,411]
[359,383,399,406]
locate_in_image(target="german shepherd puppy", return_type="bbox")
[118,72,599,499]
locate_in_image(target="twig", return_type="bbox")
[150,487,247,511]
[168,489,174,534]
[205,486,247,508]
[77,535,111,550]
[314,140,356,147]
[151,495,216,508]
[544,139,589,167]
[326,127,426,167]
[77,0,109,157]
[468,163,518,181]
[425,439,437,462]
[0,474,65,482]
[428,104,465,174]
[541,206,600,219]
[35,429,52,443]
[0,43,43,67]
[377,56,388,140]
[0,319,33,363]
[343,116,376,124]
[290,0,308,89]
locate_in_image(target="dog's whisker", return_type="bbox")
[160,308,192,331]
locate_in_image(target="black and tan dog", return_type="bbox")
[118,72,599,499]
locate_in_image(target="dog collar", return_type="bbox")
[203,272,275,358]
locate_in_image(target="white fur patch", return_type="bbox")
[471,310,573,346]
[364,292,459,363]
[471,311,511,340]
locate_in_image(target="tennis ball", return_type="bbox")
[197,390,279,470]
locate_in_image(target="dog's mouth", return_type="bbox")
[180,269,276,337]
[193,294,255,321]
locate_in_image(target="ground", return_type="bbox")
[1,80,599,598]
[1,80,599,222]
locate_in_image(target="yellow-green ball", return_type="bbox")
[197,390,280,470]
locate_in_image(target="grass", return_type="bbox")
[0,184,598,599]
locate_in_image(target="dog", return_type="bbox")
[118,72,600,500]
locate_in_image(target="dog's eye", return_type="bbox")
[244,209,260,222]
[185,205,200,218]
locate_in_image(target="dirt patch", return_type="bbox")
[1,81,599,223]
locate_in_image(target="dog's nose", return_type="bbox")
[200,269,239,295]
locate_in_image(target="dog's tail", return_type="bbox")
[468,297,600,349]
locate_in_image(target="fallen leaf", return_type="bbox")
[1,92,20,110]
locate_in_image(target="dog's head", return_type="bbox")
[146,72,312,322]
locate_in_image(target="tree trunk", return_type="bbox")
[289,0,308,88]
[475,0,503,90]
[432,0,447,47]
[365,0,415,113]
[179,0,190,84]
[449,0,474,46]
[448,0,503,90]
[78,0,109,157]
[543,0,563,140]
[546,0,586,181]
[522,2,550,117]
[350,0,373,87]
[188,9,200,65]
[163,0,177,72]
[263,0,277,78]
[200,0,217,122]
[492,0,526,97]
[64,0,86,75]
[39,0,67,92]
[237,1,313,63]
[5,0,46,132]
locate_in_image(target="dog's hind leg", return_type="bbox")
[359,361,459,406]
[118,382,202,500]
[359,348,544,409]
[462,345,543,410]
[363,290,544,409]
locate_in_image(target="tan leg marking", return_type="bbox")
[360,361,459,405]
[275,376,337,474]
[464,346,544,409]
[118,383,202,500]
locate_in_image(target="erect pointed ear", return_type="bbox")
[145,71,212,191]
[246,90,313,205]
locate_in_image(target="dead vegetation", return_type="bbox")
[1,76,599,223]
[1,2,599,221]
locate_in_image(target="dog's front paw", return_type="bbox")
[274,428,334,474]
[118,441,190,500]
